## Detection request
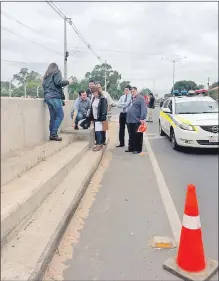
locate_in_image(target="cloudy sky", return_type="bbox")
[1,1,218,96]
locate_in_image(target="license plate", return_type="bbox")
[208,136,219,143]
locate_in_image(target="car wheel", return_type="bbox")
[159,121,165,136]
[170,129,179,150]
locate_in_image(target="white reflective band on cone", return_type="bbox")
[182,214,201,230]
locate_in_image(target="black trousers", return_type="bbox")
[127,123,143,152]
[102,131,106,144]
[119,112,127,146]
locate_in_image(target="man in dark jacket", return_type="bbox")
[86,80,95,100]
[147,93,155,122]
[126,87,147,154]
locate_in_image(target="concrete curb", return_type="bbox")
[1,141,89,248]
[2,139,109,281]
[33,141,108,281]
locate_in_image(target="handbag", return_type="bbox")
[102,120,108,131]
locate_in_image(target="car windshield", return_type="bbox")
[175,100,219,114]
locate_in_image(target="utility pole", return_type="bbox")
[64,16,69,100]
[24,83,27,98]
[9,80,12,97]
[104,60,107,91]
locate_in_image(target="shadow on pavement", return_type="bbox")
[177,147,219,156]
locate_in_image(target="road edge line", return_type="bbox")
[144,135,181,243]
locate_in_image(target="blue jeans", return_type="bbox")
[75,112,85,125]
[94,121,102,145]
[46,98,64,136]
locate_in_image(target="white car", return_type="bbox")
[159,96,219,149]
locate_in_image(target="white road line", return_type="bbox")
[144,135,182,243]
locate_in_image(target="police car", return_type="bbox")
[159,92,219,149]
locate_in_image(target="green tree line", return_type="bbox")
[1,63,135,100]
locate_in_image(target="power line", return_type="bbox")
[2,59,48,65]
[1,10,57,44]
[2,26,63,56]
[46,1,103,63]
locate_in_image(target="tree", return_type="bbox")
[119,81,131,91]
[171,80,197,93]
[210,81,219,89]
[12,68,42,97]
[85,63,122,99]
[140,88,152,95]
[196,84,205,90]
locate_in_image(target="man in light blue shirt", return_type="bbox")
[71,91,91,130]
[117,85,132,147]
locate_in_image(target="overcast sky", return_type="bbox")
[1,1,218,96]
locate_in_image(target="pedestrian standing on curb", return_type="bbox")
[96,82,113,145]
[126,87,147,154]
[146,92,155,122]
[117,85,132,147]
[89,85,108,151]
[42,62,73,141]
[86,80,95,100]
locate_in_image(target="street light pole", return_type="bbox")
[207,77,210,90]
[172,60,175,95]
[104,60,107,91]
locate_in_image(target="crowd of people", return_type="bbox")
[42,63,155,153]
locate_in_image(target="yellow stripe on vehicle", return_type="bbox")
[160,111,176,128]
[175,115,198,131]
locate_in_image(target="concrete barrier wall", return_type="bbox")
[1,97,74,155]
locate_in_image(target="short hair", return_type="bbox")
[131,86,137,90]
[95,81,103,87]
[89,79,95,84]
[78,90,86,96]
[125,85,131,90]
[91,85,99,93]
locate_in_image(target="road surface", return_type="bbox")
[44,107,218,281]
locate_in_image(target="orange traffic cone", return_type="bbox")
[177,184,205,272]
[163,184,218,281]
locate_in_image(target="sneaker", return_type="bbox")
[74,125,79,130]
[50,135,62,141]
[92,145,103,151]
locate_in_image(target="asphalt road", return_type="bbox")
[146,108,218,262]
[44,107,218,281]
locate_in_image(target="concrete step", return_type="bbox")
[61,127,95,147]
[1,141,89,247]
[1,134,76,186]
[1,148,104,281]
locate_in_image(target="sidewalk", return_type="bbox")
[44,122,180,280]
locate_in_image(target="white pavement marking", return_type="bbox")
[144,135,182,243]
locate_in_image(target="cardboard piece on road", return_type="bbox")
[163,257,218,281]
[150,236,177,249]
